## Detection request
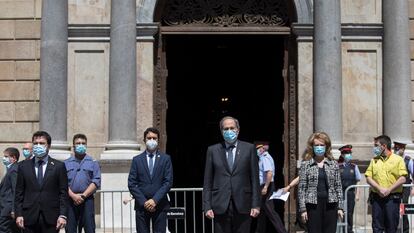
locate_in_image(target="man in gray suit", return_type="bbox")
[203,116,261,233]
[0,147,20,233]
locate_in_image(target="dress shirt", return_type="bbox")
[35,155,49,178]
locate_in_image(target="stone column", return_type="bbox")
[313,0,343,145]
[39,0,71,159]
[383,0,412,144]
[102,0,139,159]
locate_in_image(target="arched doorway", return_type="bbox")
[152,0,300,231]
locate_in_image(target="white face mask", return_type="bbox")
[146,139,158,151]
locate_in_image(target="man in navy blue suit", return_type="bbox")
[128,127,173,233]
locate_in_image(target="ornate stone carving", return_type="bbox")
[161,0,289,27]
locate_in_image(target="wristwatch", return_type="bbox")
[80,194,86,200]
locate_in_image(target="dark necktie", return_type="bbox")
[148,154,154,175]
[37,160,44,185]
[227,145,235,170]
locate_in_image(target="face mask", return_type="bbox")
[33,144,47,158]
[257,149,262,157]
[22,149,31,158]
[313,145,326,157]
[2,157,11,167]
[75,144,87,155]
[344,153,352,162]
[223,130,238,144]
[373,146,382,157]
[146,139,158,151]
[394,149,404,156]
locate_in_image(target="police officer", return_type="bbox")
[393,140,413,233]
[338,145,361,233]
[65,134,101,233]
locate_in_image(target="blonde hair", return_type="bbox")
[304,132,334,161]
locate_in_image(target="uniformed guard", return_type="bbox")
[338,144,361,233]
[65,134,101,233]
[393,140,413,233]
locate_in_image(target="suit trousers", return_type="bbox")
[371,193,400,233]
[24,211,59,233]
[306,197,338,233]
[214,198,251,233]
[0,216,19,233]
[255,184,287,233]
[135,208,167,233]
[66,197,95,233]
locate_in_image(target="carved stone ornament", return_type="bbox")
[161,0,289,27]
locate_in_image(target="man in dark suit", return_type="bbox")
[15,131,68,233]
[203,116,261,233]
[128,127,173,233]
[0,147,20,233]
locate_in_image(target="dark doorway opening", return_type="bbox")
[165,35,286,189]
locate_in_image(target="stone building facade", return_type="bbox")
[0,0,414,231]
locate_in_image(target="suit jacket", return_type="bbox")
[203,140,261,215]
[128,151,173,211]
[14,156,68,225]
[0,163,18,216]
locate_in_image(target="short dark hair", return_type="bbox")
[375,135,392,150]
[143,127,160,141]
[4,147,20,161]
[73,134,87,145]
[32,131,52,145]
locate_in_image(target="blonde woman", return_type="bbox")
[298,132,344,233]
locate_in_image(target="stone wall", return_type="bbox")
[0,0,42,174]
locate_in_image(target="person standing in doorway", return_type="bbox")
[203,116,261,233]
[65,134,101,233]
[393,140,413,233]
[298,132,344,233]
[365,135,407,233]
[128,127,173,233]
[0,148,20,233]
[338,145,361,233]
[14,131,68,233]
[255,143,287,233]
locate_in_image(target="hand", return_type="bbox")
[379,187,390,197]
[338,209,344,220]
[72,193,84,206]
[250,208,260,218]
[144,199,157,212]
[282,186,290,193]
[56,217,66,230]
[205,209,214,219]
[261,187,268,195]
[16,216,24,229]
[123,197,133,205]
[301,212,308,223]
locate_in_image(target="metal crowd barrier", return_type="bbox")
[97,188,213,233]
[342,184,414,233]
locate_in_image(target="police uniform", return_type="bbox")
[338,144,361,233]
[394,141,413,233]
[65,154,101,233]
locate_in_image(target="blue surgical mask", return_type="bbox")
[344,153,352,162]
[22,149,31,158]
[75,144,87,155]
[146,139,158,151]
[257,149,262,157]
[223,130,238,144]
[313,145,326,157]
[373,146,382,157]
[2,157,11,167]
[33,144,47,158]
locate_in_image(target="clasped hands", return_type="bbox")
[144,199,157,212]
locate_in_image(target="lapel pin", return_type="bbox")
[51,161,54,165]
